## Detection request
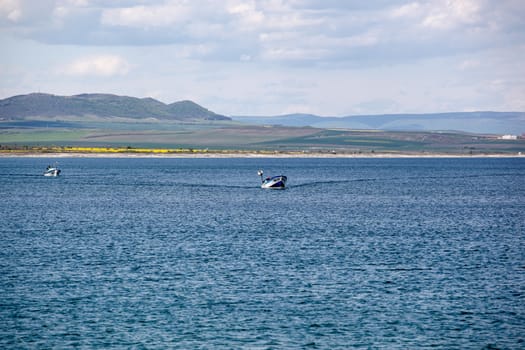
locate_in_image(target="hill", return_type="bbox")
[232,112,525,134]
[1,92,524,155]
[0,93,230,122]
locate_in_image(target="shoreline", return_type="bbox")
[1,151,523,158]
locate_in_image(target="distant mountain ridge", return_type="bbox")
[1,93,523,134]
[0,93,230,121]
[233,112,525,134]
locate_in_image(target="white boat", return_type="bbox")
[258,170,287,189]
[44,163,61,177]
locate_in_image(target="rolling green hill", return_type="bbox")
[1,92,524,154]
[0,93,230,121]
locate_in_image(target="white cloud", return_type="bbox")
[240,54,251,61]
[101,2,193,28]
[61,0,89,6]
[0,0,22,22]
[227,0,265,27]
[389,0,487,32]
[262,47,327,61]
[422,0,482,30]
[64,55,131,77]
[1,0,525,115]
[390,2,422,18]
[175,44,214,59]
[458,59,481,70]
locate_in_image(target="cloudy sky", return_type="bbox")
[1,0,524,116]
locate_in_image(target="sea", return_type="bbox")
[0,157,524,349]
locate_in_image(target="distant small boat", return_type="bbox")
[258,170,287,189]
[44,162,61,177]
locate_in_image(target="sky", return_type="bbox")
[1,0,524,116]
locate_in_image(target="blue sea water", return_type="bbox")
[0,157,524,349]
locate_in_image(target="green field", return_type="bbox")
[1,124,524,155]
[0,130,90,143]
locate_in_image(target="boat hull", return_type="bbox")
[261,175,287,189]
[44,168,60,177]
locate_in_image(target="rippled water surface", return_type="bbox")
[1,157,524,349]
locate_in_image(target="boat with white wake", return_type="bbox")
[44,163,61,177]
[258,170,287,189]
